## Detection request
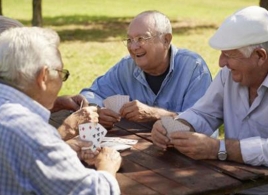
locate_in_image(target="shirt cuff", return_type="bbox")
[240,136,264,166]
[98,170,120,194]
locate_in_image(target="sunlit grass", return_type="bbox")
[3,0,258,95]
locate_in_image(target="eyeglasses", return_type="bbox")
[122,36,155,47]
[54,69,70,82]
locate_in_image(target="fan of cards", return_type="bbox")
[79,122,138,152]
[103,94,130,113]
[79,123,107,152]
[161,116,190,139]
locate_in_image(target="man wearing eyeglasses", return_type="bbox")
[0,15,101,162]
[81,10,212,129]
[0,27,122,194]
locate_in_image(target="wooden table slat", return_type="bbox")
[81,118,268,195]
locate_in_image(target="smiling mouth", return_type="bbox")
[136,53,145,58]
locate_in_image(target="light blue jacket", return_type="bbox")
[80,45,212,113]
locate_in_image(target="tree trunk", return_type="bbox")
[0,0,3,15]
[260,0,268,10]
[32,0,42,26]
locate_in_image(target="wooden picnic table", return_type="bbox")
[107,119,268,195]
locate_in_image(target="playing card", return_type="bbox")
[100,141,132,151]
[79,122,107,152]
[103,95,130,113]
[102,137,138,145]
[161,116,190,138]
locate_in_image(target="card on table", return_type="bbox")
[101,137,138,151]
[102,137,138,145]
[161,116,190,138]
[100,142,132,151]
[103,94,130,113]
[78,122,107,152]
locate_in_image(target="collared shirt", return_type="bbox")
[80,45,212,113]
[179,67,268,194]
[0,83,120,195]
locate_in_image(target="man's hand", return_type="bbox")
[120,100,177,122]
[93,147,122,177]
[98,108,121,129]
[120,100,156,122]
[170,131,218,160]
[151,120,170,150]
[58,106,99,140]
[51,95,88,113]
[65,136,99,163]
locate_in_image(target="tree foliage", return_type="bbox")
[0,0,2,15]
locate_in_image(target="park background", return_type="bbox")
[3,0,259,95]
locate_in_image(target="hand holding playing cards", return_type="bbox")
[65,136,99,161]
[120,100,176,122]
[120,100,156,122]
[151,120,170,150]
[98,108,121,129]
[94,147,122,177]
[58,106,99,141]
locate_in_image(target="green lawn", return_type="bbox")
[3,0,258,95]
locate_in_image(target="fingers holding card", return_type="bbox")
[161,116,190,138]
[79,123,107,152]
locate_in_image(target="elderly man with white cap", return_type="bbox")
[151,5,268,194]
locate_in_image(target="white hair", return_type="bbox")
[239,41,268,58]
[0,27,62,90]
[137,10,172,35]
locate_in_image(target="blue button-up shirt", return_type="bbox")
[0,83,120,195]
[80,45,212,113]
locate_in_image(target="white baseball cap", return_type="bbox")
[209,6,268,50]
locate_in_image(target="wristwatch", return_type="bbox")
[218,139,227,161]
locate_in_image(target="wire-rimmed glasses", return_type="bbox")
[54,69,70,82]
[122,36,155,47]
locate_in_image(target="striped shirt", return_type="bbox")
[0,82,120,195]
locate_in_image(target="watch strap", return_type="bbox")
[219,139,226,152]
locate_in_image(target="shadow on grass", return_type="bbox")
[19,15,218,42]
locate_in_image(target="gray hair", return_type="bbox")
[136,10,172,34]
[239,41,268,58]
[0,27,62,90]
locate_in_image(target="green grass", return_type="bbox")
[3,0,259,95]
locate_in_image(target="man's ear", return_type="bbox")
[164,33,172,48]
[256,48,267,66]
[36,66,49,91]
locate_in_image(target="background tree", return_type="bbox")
[32,0,42,26]
[260,0,268,10]
[0,0,2,15]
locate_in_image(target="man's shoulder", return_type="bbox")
[111,55,136,71]
[171,46,208,68]
[173,47,202,59]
